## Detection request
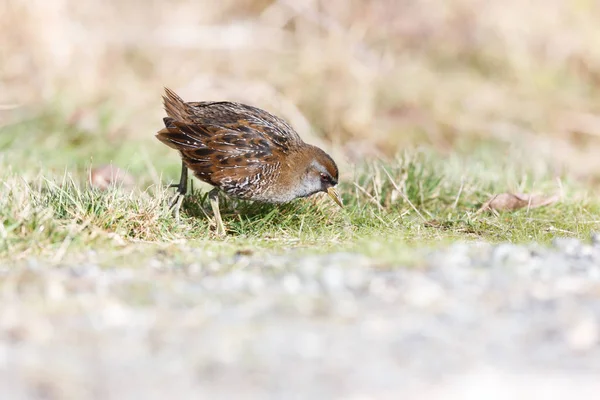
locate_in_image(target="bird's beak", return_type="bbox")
[327,187,343,208]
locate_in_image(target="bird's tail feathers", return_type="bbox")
[162,87,188,120]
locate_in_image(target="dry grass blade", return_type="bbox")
[353,181,384,212]
[381,166,428,222]
[452,177,465,209]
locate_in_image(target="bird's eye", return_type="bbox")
[320,173,328,182]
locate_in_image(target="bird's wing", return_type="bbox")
[156,117,282,190]
[186,101,304,152]
[157,92,305,191]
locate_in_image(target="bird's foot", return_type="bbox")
[209,188,227,237]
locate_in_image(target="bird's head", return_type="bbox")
[294,145,342,207]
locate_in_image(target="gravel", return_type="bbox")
[2,236,600,399]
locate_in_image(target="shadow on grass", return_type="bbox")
[178,185,347,236]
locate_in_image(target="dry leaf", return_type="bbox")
[89,165,135,190]
[478,192,559,213]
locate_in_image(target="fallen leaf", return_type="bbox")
[89,165,135,190]
[478,192,560,213]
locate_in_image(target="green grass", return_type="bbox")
[1,108,600,264]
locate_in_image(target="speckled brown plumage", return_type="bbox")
[156,88,342,234]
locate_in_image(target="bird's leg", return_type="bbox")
[170,160,188,196]
[208,188,226,236]
[169,161,188,220]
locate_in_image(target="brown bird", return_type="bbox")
[156,88,342,235]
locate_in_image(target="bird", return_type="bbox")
[156,87,342,235]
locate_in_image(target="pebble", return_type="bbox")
[491,243,532,266]
[403,276,445,308]
[566,315,599,352]
[282,273,302,294]
[321,266,345,292]
[552,237,583,256]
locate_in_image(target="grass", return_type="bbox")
[3,0,600,264]
[2,108,599,265]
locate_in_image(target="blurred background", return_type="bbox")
[2,0,600,183]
